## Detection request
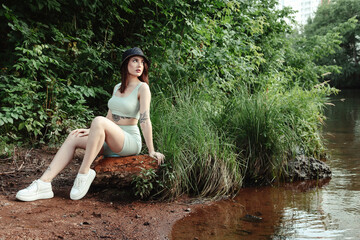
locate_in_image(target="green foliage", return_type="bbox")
[0,0,341,198]
[132,168,158,199]
[150,87,242,199]
[135,0,295,94]
[304,0,360,88]
[220,90,292,183]
[0,1,119,148]
[277,32,342,89]
[218,84,336,184]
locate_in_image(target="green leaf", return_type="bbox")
[18,122,25,130]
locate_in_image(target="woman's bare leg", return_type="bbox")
[39,130,88,182]
[16,117,126,201]
[78,116,126,174]
[40,116,126,181]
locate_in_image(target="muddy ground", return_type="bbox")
[0,148,205,240]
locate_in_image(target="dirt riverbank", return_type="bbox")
[0,148,204,240]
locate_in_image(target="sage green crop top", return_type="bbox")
[107,82,142,120]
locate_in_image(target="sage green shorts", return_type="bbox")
[102,125,142,157]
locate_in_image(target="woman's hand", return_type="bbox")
[71,129,90,137]
[149,151,165,165]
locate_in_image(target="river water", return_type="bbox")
[171,89,360,239]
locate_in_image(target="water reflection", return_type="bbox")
[172,90,360,239]
[172,180,331,239]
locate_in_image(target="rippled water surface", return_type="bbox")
[171,90,360,239]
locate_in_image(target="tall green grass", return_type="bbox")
[144,84,333,199]
[218,85,333,184]
[219,90,295,184]
[150,87,242,199]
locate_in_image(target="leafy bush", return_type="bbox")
[0,0,341,199]
[132,168,158,199]
[304,0,360,88]
[0,2,116,151]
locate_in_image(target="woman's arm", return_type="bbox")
[138,83,164,164]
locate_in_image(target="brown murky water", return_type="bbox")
[171,89,360,239]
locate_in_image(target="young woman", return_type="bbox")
[16,47,165,201]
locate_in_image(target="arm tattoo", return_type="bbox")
[139,111,149,124]
[112,114,132,122]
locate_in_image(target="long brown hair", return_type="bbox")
[119,58,149,93]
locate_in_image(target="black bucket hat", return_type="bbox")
[120,47,150,68]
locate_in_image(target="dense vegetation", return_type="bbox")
[1,0,341,199]
[304,0,360,88]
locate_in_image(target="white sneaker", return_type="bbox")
[70,169,96,200]
[16,179,54,202]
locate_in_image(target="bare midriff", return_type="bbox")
[108,113,138,126]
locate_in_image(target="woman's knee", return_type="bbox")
[90,116,108,129]
[66,130,76,141]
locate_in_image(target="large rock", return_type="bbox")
[286,155,332,180]
[92,155,159,187]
